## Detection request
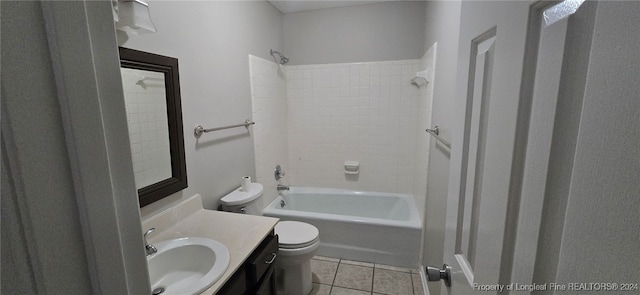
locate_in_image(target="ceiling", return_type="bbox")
[267,0,396,13]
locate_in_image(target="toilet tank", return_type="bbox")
[220,183,264,215]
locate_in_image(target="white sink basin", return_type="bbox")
[147,237,230,295]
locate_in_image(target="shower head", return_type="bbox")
[270,49,289,65]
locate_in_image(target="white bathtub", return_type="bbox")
[263,187,422,268]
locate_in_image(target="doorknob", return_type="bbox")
[426,264,452,287]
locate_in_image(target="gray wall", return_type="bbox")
[283,1,425,65]
[420,1,461,294]
[121,1,284,216]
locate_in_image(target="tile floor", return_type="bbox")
[309,256,425,295]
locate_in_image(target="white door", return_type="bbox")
[435,1,597,294]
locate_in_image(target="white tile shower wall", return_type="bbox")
[120,68,172,189]
[249,55,289,207]
[286,60,421,194]
[412,45,437,221]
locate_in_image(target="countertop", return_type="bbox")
[141,194,279,294]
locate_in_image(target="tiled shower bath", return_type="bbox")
[249,54,435,291]
[249,55,434,208]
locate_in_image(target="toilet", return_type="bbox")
[220,183,320,295]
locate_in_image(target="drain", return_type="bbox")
[152,287,165,295]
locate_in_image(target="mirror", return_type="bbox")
[119,47,187,207]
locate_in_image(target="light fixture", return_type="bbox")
[115,0,157,34]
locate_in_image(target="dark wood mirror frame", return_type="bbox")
[119,47,187,207]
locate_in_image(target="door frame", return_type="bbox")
[2,1,150,293]
[41,1,150,293]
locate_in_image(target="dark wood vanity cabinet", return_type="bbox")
[247,233,279,295]
[218,232,279,295]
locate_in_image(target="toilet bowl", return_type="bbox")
[220,183,320,295]
[274,221,320,295]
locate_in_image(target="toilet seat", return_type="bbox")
[275,221,319,249]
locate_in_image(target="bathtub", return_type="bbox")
[263,187,422,268]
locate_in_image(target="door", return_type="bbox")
[439,1,595,293]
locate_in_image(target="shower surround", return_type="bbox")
[249,55,433,218]
[285,60,420,192]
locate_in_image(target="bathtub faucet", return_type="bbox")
[277,184,289,191]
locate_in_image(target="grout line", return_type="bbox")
[371,265,376,295]
[331,258,340,286]
[332,286,375,294]
[410,270,415,295]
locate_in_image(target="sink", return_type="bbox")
[147,237,230,295]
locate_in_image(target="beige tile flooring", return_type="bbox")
[309,256,425,295]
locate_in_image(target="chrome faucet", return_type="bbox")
[277,184,290,191]
[144,228,157,256]
[274,165,286,181]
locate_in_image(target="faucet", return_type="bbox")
[277,184,289,191]
[274,165,286,181]
[144,228,157,256]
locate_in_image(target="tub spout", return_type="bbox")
[277,184,289,191]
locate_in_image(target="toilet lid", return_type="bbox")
[220,183,263,206]
[275,221,319,249]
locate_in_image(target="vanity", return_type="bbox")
[142,194,279,294]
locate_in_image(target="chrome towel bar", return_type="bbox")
[194,119,255,138]
[425,126,451,149]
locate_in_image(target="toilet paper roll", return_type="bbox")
[241,176,251,192]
